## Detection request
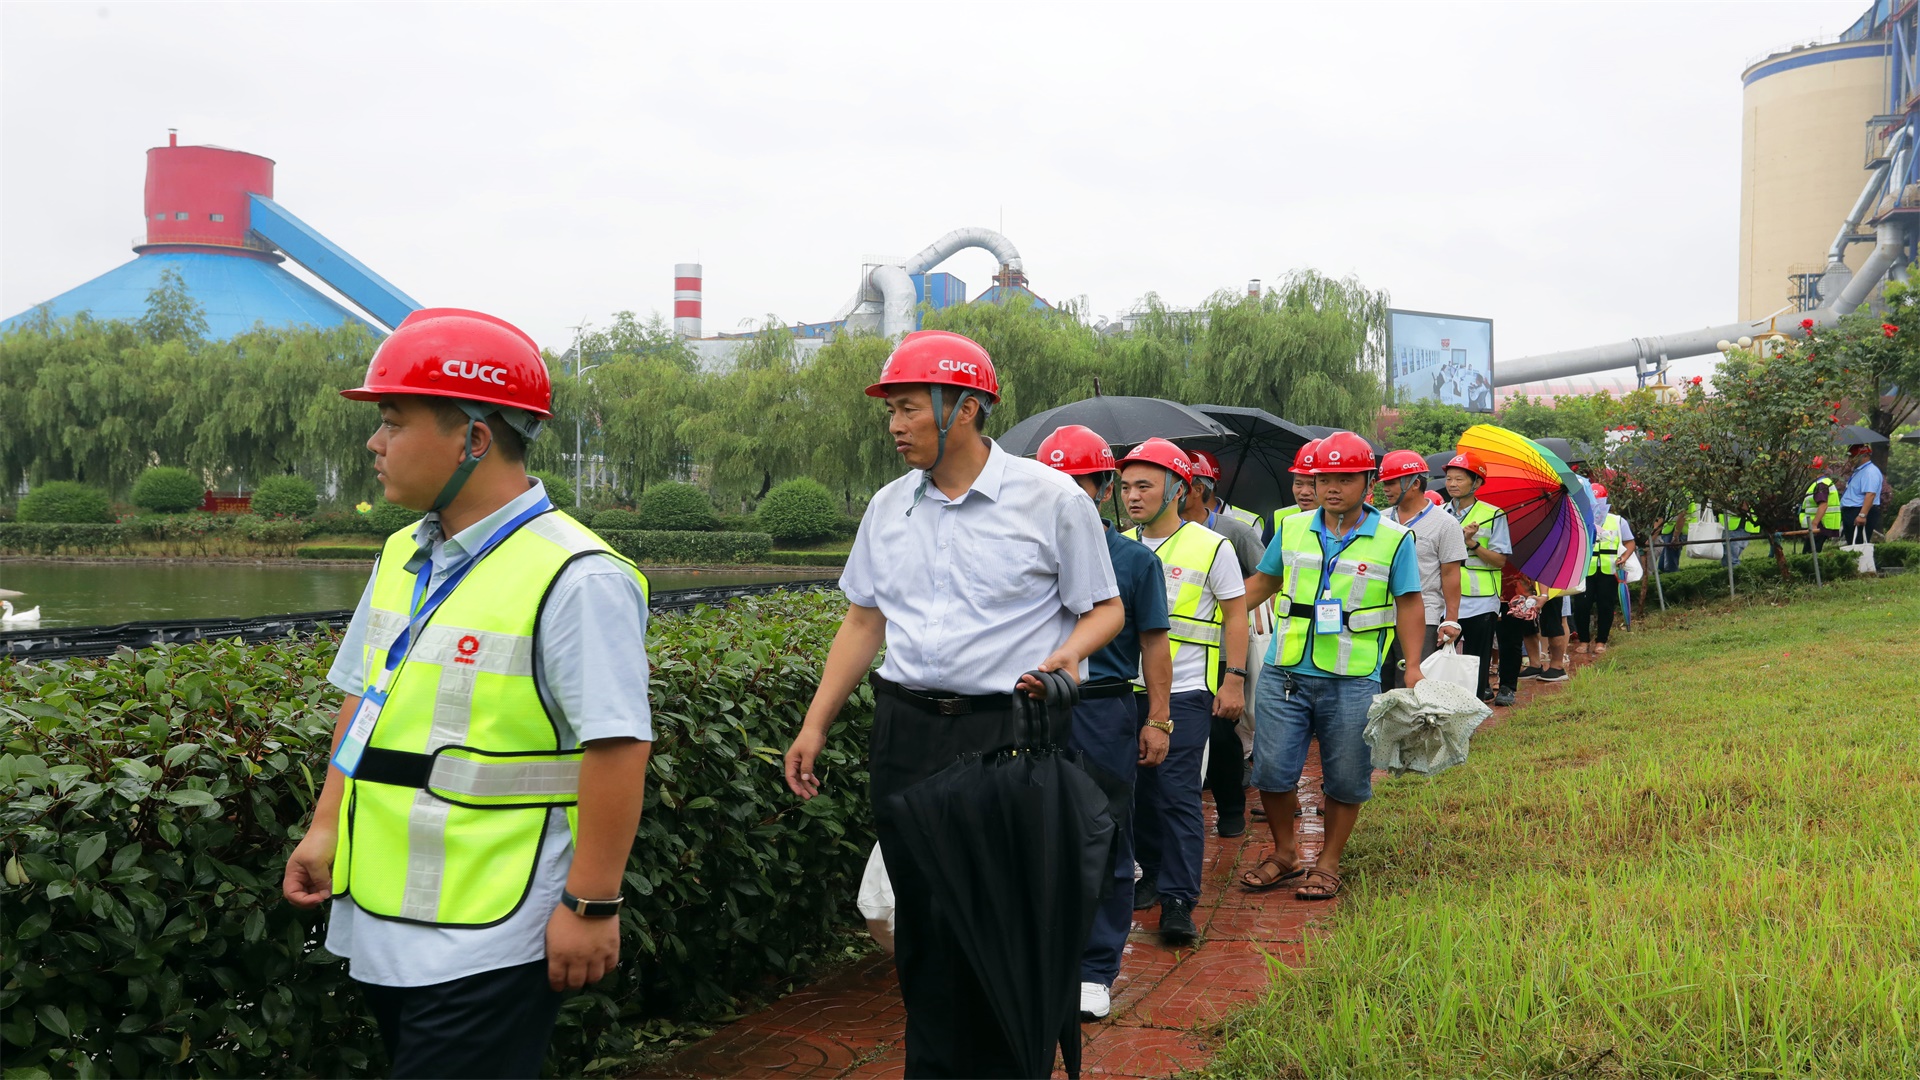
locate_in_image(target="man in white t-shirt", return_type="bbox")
[1376,450,1467,691]
[1116,438,1247,946]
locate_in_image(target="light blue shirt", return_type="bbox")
[1257,506,1422,682]
[323,478,652,987]
[840,440,1120,695]
[1842,460,1886,507]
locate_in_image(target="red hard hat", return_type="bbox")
[1313,431,1377,473]
[1290,438,1323,475]
[864,330,1000,402]
[1118,437,1194,485]
[1036,424,1116,476]
[1425,489,1445,506]
[342,308,553,417]
[1591,482,1610,498]
[1445,450,1486,479]
[1188,449,1221,482]
[1378,449,1428,482]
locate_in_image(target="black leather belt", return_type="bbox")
[1079,678,1136,700]
[870,673,1015,716]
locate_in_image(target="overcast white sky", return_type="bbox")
[0,0,1872,384]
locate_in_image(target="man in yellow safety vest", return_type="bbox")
[1442,450,1510,702]
[1802,458,1842,553]
[1269,439,1322,541]
[282,309,653,1078]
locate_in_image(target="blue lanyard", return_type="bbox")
[1392,502,1435,530]
[377,497,553,683]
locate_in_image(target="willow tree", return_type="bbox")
[920,295,1104,436]
[676,319,811,503]
[797,332,900,501]
[1182,269,1388,431]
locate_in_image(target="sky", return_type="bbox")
[0,0,1874,386]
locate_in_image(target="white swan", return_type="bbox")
[1,600,41,626]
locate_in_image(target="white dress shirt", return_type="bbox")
[840,440,1120,695]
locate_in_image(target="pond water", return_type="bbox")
[0,560,834,629]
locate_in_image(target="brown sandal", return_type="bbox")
[1294,867,1343,901]
[1240,853,1306,891]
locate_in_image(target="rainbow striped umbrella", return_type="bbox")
[1455,424,1598,591]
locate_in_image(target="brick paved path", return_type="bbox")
[657,653,1581,1079]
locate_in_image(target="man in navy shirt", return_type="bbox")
[1035,424,1172,1024]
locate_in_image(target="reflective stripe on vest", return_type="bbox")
[1221,502,1261,530]
[1802,479,1842,530]
[1124,521,1230,692]
[1451,499,1501,597]
[1274,510,1410,677]
[335,510,649,927]
[1587,514,1623,577]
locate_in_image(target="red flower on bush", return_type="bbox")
[1884,323,1899,338]
[1699,443,1711,451]
[1801,318,1815,330]
[1690,375,1703,385]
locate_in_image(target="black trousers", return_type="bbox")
[1494,612,1555,690]
[1380,625,1441,692]
[1204,713,1245,823]
[358,959,562,1080]
[870,693,1028,1078]
[1844,506,1882,543]
[1459,612,1496,698]
[1571,573,1617,644]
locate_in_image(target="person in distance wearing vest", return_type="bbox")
[784,332,1123,1077]
[1268,439,1323,543]
[1118,438,1248,945]
[1441,451,1510,702]
[1802,457,1842,553]
[1182,450,1268,840]
[282,310,653,1079]
[1034,425,1175,1024]
[1239,432,1425,900]
[1571,484,1635,656]
[1375,450,1466,693]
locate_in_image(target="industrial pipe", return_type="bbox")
[860,227,1025,338]
[1828,221,1905,313]
[1826,129,1902,267]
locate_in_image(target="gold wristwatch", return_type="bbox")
[1146,719,1174,735]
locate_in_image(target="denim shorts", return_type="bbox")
[1251,666,1377,804]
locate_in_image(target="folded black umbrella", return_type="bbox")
[997,397,1232,458]
[885,672,1127,1080]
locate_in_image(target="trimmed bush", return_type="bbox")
[18,481,113,524]
[532,470,575,509]
[1646,548,1859,606]
[366,500,422,537]
[250,475,318,519]
[1,590,873,1076]
[0,522,130,556]
[598,529,772,565]
[1875,540,1917,568]
[591,508,645,532]
[766,550,851,567]
[638,482,716,532]
[295,545,381,561]
[130,467,203,514]
[756,479,839,545]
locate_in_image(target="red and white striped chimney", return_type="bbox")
[674,263,702,338]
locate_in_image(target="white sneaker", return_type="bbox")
[1079,981,1111,1021]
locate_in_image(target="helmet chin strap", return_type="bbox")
[907,385,981,515]
[1142,473,1186,529]
[429,414,492,514]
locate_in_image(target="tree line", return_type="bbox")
[2,269,1391,507]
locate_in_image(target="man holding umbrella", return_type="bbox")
[1442,451,1510,703]
[783,330,1124,1077]
[1842,442,1887,541]
[1034,424,1174,1024]
[1118,438,1247,945]
[1239,432,1425,899]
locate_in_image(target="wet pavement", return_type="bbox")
[653,651,1580,1079]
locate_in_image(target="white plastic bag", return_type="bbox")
[1843,524,1877,574]
[1686,508,1725,560]
[857,844,896,953]
[1621,552,1644,583]
[1418,643,1480,693]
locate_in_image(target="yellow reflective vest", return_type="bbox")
[1586,513,1625,576]
[1124,520,1231,692]
[1801,478,1841,530]
[1272,504,1307,537]
[1449,499,1501,599]
[1273,509,1412,678]
[335,510,648,927]
[1218,501,1261,532]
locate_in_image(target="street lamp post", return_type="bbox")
[574,363,602,509]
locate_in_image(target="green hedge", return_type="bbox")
[250,476,318,520]
[756,479,839,545]
[765,551,850,567]
[129,468,202,515]
[1876,540,1918,568]
[637,483,715,532]
[1646,549,1860,606]
[590,509,645,532]
[597,529,772,565]
[18,482,113,524]
[1,590,874,1077]
[0,523,131,555]
[294,545,381,561]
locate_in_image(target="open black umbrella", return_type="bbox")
[1424,451,1455,480]
[1181,405,1316,518]
[998,397,1232,457]
[1302,424,1385,456]
[1834,424,1887,446]
[886,672,1126,1080]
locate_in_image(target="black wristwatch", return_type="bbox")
[1224,666,1249,680]
[560,889,624,918]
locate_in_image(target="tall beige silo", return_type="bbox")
[1739,41,1889,321]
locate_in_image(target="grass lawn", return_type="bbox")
[1212,573,1920,1078]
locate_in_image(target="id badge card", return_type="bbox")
[332,688,387,777]
[1314,599,1344,635]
